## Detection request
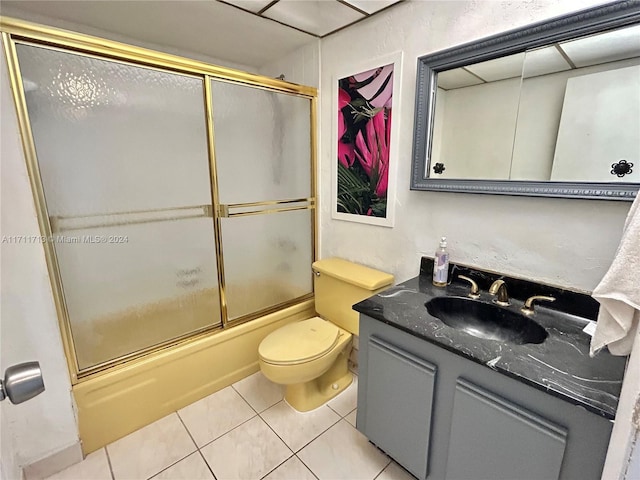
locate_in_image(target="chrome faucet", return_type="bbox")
[489,279,510,306]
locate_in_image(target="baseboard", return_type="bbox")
[22,442,82,480]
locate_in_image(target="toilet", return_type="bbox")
[259,258,393,412]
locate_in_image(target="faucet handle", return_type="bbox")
[458,275,480,299]
[521,295,556,315]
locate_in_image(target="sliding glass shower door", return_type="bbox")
[210,79,314,321]
[8,31,316,378]
[16,44,222,370]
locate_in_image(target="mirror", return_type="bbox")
[411,2,640,200]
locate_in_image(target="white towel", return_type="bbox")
[590,194,640,357]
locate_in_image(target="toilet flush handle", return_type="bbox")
[313,270,320,277]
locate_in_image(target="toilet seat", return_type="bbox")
[259,317,340,365]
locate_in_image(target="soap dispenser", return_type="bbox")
[433,237,450,287]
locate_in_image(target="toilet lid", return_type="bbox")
[259,317,340,364]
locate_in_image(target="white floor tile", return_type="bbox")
[261,401,340,451]
[178,386,256,447]
[327,375,358,416]
[298,420,389,480]
[232,371,284,412]
[107,413,196,480]
[376,461,417,480]
[44,449,111,480]
[345,408,357,427]
[152,452,214,480]
[263,456,316,480]
[200,416,292,480]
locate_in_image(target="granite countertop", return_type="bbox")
[353,263,627,420]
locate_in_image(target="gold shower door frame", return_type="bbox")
[1,17,318,383]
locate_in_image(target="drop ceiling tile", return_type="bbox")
[341,0,401,14]
[437,68,484,90]
[264,0,365,36]
[1,1,316,68]
[465,52,525,82]
[223,0,274,13]
[560,24,640,68]
[523,46,571,78]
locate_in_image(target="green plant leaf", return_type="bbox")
[370,200,387,217]
[337,163,370,215]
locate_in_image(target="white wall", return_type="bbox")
[0,39,79,477]
[627,440,640,480]
[435,77,521,179]
[259,41,320,88]
[512,57,640,180]
[550,64,640,182]
[319,0,630,292]
[0,405,18,480]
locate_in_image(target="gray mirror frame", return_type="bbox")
[411,0,640,200]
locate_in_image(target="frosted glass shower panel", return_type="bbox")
[221,209,313,321]
[16,44,212,215]
[15,44,222,370]
[55,218,222,369]
[210,80,311,204]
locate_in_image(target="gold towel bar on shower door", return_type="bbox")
[49,204,214,233]
[217,198,315,218]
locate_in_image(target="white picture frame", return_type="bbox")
[331,51,403,228]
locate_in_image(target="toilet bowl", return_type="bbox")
[258,258,393,412]
[259,316,353,411]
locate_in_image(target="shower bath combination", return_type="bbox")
[1,18,318,452]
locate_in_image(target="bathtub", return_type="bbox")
[73,298,315,453]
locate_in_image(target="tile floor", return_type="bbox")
[46,373,414,480]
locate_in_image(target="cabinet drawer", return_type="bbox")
[445,379,567,480]
[364,336,437,479]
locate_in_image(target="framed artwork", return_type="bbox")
[332,51,402,227]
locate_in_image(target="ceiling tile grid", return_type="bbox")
[224,0,274,13]
[438,24,640,91]
[264,0,364,37]
[221,0,403,37]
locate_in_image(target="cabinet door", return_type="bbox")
[445,379,567,480]
[364,337,436,479]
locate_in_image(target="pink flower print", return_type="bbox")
[354,109,391,198]
[338,87,350,139]
[338,88,350,109]
[338,141,355,168]
[337,88,356,168]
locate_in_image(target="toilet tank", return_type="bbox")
[312,258,394,335]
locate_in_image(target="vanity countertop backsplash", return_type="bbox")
[353,257,627,419]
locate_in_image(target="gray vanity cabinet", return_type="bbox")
[357,314,614,480]
[445,379,567,480]
[364,337,436,479]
